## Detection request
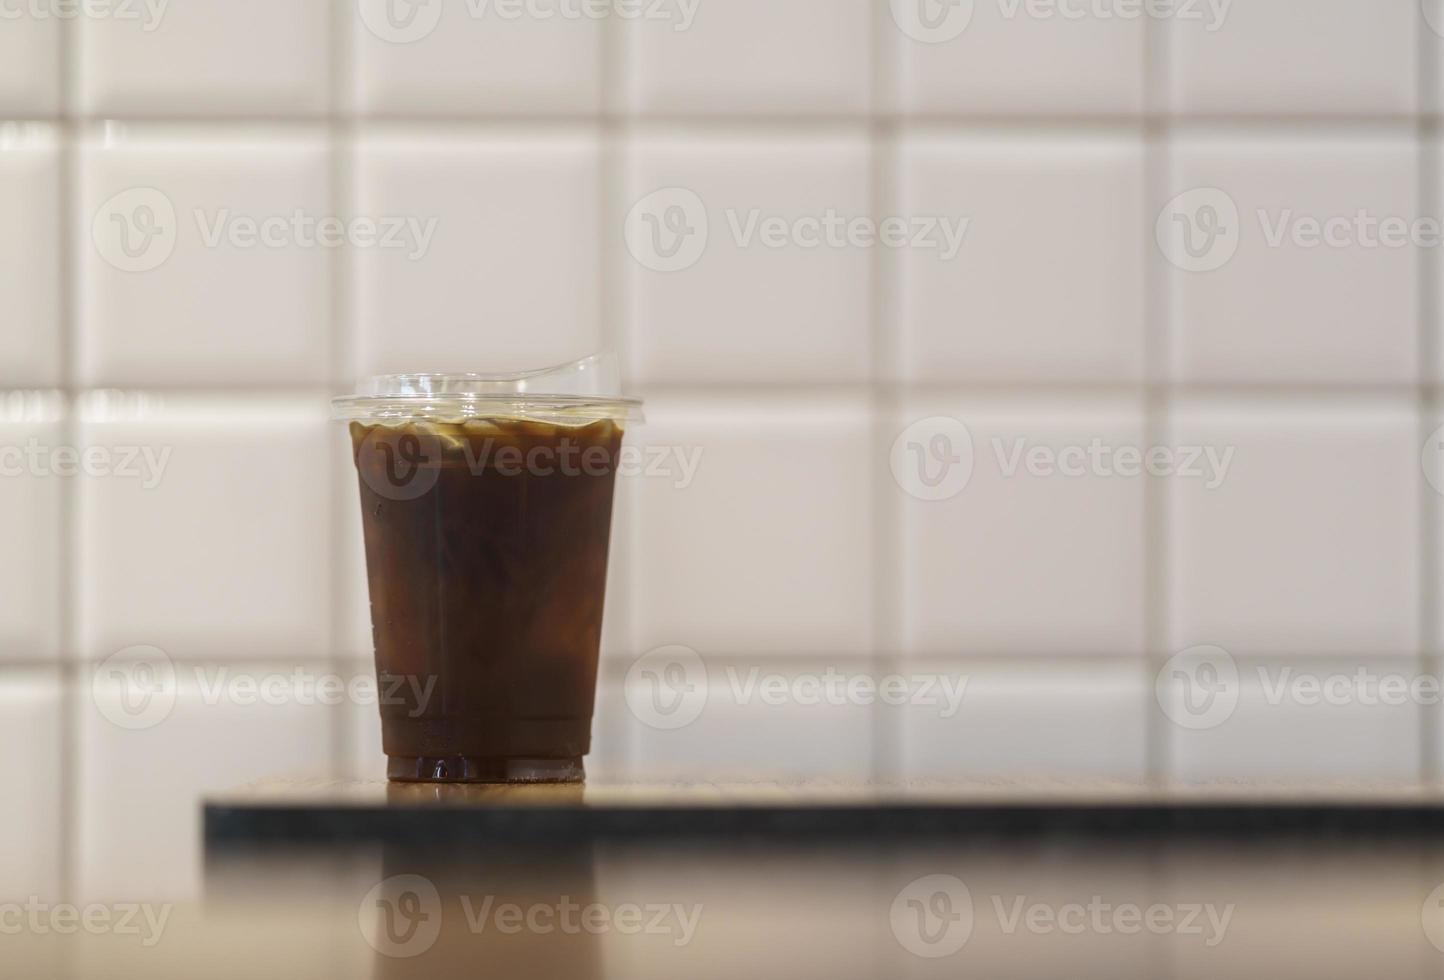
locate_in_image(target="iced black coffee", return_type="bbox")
[334,360,641,783]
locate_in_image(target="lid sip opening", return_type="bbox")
[332,352,644,425]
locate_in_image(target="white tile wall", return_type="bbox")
[1165,657,1422,784]
[622,656,875,781]
[896,131,1146,383]
[1167,398,1420,659]
[900,660,1148,782]
[353,127,602,375]
[898,393,1147,657]
[0,123,63,388]
[0,0,1440,905]
[1164,134,1419,385]
[1167,0,1418,117]
[76,0,334,116]
[79,126,333,386]
[0,411,64,662]
[625,131,874,384]
[0,12,60,117]
[891,0,1146,115]
[626,392,874,658]
[80,661,335,900]
[77,394,332,662]
[623,0,873,116]
[353,0,603,115]
[0,671,63,898]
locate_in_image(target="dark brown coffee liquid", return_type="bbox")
[351,418,623,783]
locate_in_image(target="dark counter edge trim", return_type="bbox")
[204,803,1444,847]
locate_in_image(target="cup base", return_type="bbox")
[386,755,585,784]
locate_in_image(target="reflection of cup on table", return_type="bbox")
[334,356,642,784]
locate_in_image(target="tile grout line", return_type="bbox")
[869,0,899,784]
[1419,16,1439,787]
[1142,8,1171,790]
[328,0,355,781]
[56,8,79,906]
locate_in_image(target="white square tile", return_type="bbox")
[353,0,602,114]
[0,124,62,388]
[79,127,332,387]
[1164,656,1421,784]
[897,133,1145,383]
[0,671,62,897]
[619,656,873,781]
[898,394,1147,657]
[626,133,872,384]
[77,0,332,115]
[339,659,384,781]
[355,128,601,376]
[1164,136,1418,385]
[79,660,333,901]
[900,660,1147,782]
[624,0,871,115]
[1167,0,1417,116]
[629,393,873,658]
[891,1,1145,114]
[77,393,332,661]
[0,407,64,662]
[0,11,59,116]
[1167,399,1419,658]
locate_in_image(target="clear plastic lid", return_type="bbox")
[331,352,644,424]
